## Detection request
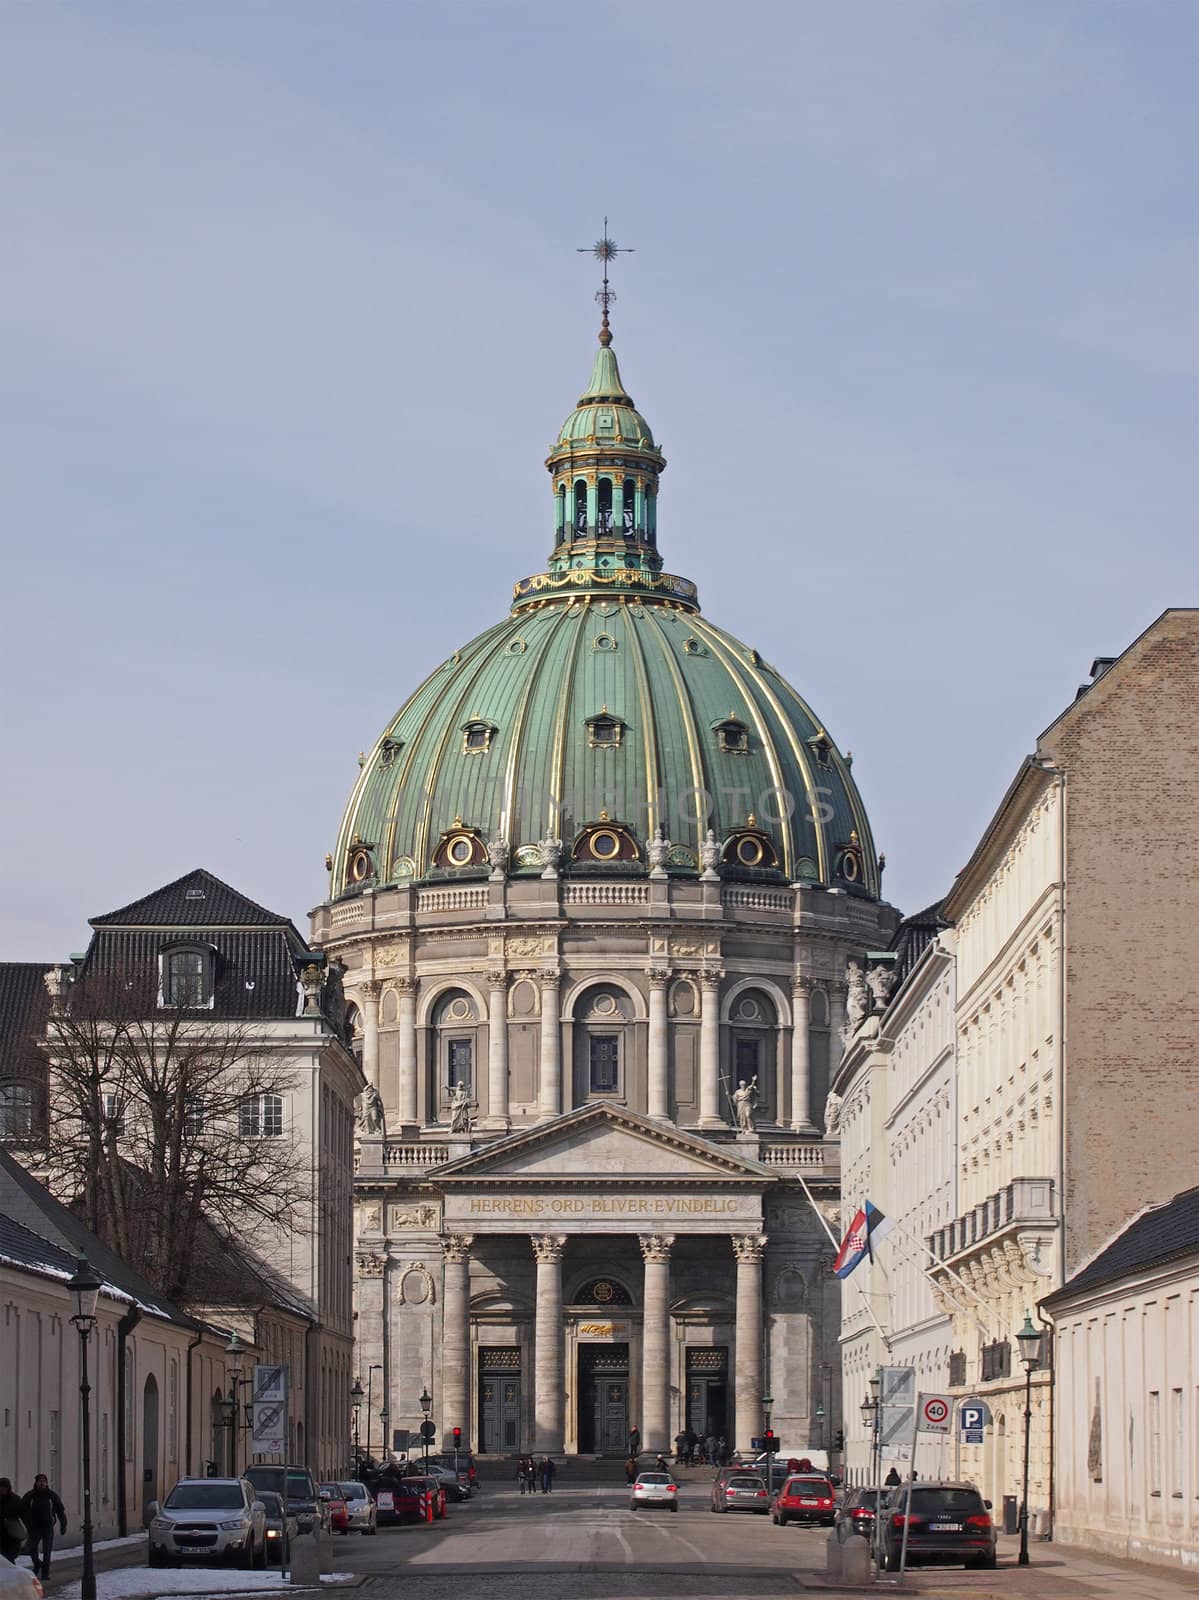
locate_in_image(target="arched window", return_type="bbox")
[0,1081,34,1142]
[239,1093,283,1137]
[572,984,634,1104]
[574,480,588,535]
[557,483,567,539]
[160,944,213,1007]
[597,477,613,534]
[431,989,480,1122]
[622,477,636,535]
[727,988,778,1120]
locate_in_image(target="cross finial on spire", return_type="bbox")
[577,217,634,346]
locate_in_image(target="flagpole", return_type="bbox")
[792,1169,892,1352]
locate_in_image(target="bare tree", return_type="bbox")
[37,973,309,1305]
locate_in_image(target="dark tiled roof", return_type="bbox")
[0,962,51,1071]
[91,868,293,929]
[888,901,950,991]
[1043,1187,1199,1306]
[83,927,309,1020]
[0,1148,192,1323]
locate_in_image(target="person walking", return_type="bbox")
[624,1454,639,1486]
[674,1430,688,1465]
[0,1479,27,1565]
[539,1455,555,1495]
[21,1474,66,1582]
[628,1425,640,1459]
[884,1466,901,1487]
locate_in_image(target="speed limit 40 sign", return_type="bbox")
[917,1392,953,1433]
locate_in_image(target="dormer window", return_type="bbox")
[587,708,625,749]
[160,944,214,1008]
[807,731,832,767]
[713,716,749,754]
[461,718,497,755]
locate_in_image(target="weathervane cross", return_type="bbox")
[577,217,634,345]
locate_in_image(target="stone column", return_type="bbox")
[360,981,381,1088]
[698,967,723,1127]
[487,970,510,1129]
[538,969,562,1121]
[828,982,847,1076]
[396,978,418,1128]
[639,1235,674,1452]
[790,977,817,1134]
[531,1235,567,1452]
[732,1234,767,1450]
[647,968,671,1120]
[441,1235,473,1441]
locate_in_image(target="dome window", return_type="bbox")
[572,817,640,864]
[721,824,780,872]
[379,736,402,768]
[346,843,375,884]
[597,477,614,534]
[431,821,488,871]
[837,829,865,886]
[574,480,588,536]
[713,716,749,754]
[586,708,625,749]
[461,717,497,756]
[593,633,618,653]
[807,731,833,768]
[622,477,636,534]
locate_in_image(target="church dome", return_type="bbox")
[330,327,880,902]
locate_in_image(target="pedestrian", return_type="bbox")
[624,1454,639,1486]
[674,1430,687,1465]
[628,1425,640,1459]
[884,1466,901,1487]
[704,1432,716,1466]
[0,1478,27,1565]
[21,1474,67,1582]
[716,1437,728,1467]
[517,1456,528,1493]
[539,1455,555,1494]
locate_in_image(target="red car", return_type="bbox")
[770,1473,837,1527]
[318,1484,349,1534]
[401,1474,448,1521]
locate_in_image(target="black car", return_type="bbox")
[877,1481,998,1571]
[243,1465,324,1535]
[834,1485,882,1542]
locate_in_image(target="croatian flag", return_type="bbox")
[832,1201,894,1279]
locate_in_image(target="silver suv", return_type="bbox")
[148,1477,266,1568]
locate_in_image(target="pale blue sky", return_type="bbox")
[2,1,1195,958]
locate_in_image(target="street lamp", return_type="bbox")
[419,1386,433,1473]
[224,1332,247,1476]
[1015,1312,1041,1567]
[68,1255,103,1600]
[365,1365,382,1463]
[815,1400,825,1450]
[351,1378,364,1475]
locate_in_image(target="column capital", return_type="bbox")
[357,979,382,1001]
[539,967,562,989]
[731,1233,768,1265]
[647,966,672,989]
[442,1233,474,1265]
[698,965,724,989]
[791,974,813,996]
[530,1234,568,1264]
[487,968,508,991]
[638,1234,675,1264]
[393,976,417,997]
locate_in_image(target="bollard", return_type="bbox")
[318,1528,333,1575]
[841,1536,873,1583]
[288,1531,320,1587]
[826,1532,843,1577]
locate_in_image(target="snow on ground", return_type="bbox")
[55,1571,356,1598]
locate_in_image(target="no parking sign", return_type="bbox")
[917,1392,952,1433]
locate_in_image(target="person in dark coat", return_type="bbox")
[539,1455,555,1494]
[21,1475,67,1581]
[624,1454,639,1486]
[0,1479,27,1565]
[884,1466,902,1487]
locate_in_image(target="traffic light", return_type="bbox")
[833,1428,845,1451]
[763,1429,779,1454]
[452,1427,462,1449]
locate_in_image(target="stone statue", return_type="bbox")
[699,828,720,881]
[356,1083,385,1135]
[841,961,869,1044]
[731,1074,759,1133]
[539,834,563,880]
[299,963,323,1017]
[487,830,510,880]
[867,962,896,1011]
[823,1089,843,1135]
[447,1080,476,1134]
[648,825,670,879]
[324,955,350,1043]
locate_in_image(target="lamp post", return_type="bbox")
[224,1332,247,1477]
[419,1386,433,1473]
[68,1255,103,1600]
[1015,1312,1041,1568]
[365,1364,382,1463]
[351,1378,364,1475]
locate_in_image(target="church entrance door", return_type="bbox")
[686,1347,729,1443]
[577,1344,629,1454]
[478,1353,522,1454]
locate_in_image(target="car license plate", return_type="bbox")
[800,1497,817,1505]
[177,1541,205,1549]
[930,1522,961,1532]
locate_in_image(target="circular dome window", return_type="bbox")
[736,836,764,867]
[589,830,621,860]
[348,849,372,882]
[447,835,475,866]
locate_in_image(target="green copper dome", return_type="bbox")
[330,328,880,901]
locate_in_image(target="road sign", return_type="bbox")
[879,1405,913,1447]
[253,1365,287,1403]
[881,1366,915,1408]
[419,1420,437,1442]
[917,1393,953,1433]
[252,1399,286,1454]
[959,1399,992,1431]
[963,1430,985,1445]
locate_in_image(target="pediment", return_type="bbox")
[432,1104,770,1184]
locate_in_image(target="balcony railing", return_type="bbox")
[927,1176,1056,1262]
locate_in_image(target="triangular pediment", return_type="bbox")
[432,1104,771,1184]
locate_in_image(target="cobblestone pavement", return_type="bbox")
[327,1482,1199,1600]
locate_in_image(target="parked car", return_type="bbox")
[338,1481,377,1534]
[435,1451,478,1490]
[834,1485,882,1543]
[770,1473,836,1527]
[630,1471,679,1512]
[416,1462,469,1502]
[0,1554,43,1600]
[404,1474,448,1519]
[710,1471,770,1514]
[256,1490,297,1564]
[243,1465,324,1535]
[147,1476,266,1568]
[318,1484,349,1533]
[877,1481,998,1571]
[373,1480,426,1526]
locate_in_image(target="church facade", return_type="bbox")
[314,295,897,1457]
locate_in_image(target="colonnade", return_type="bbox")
[436,1231,768,1454]
[356,970,841,1137]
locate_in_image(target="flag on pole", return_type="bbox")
[832,1201,894,1278]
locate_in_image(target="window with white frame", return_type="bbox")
[161,945,213,1007]
[239,1093,283,1138]
[0,1081,34,1141]
[1149,1389,1162,1496]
